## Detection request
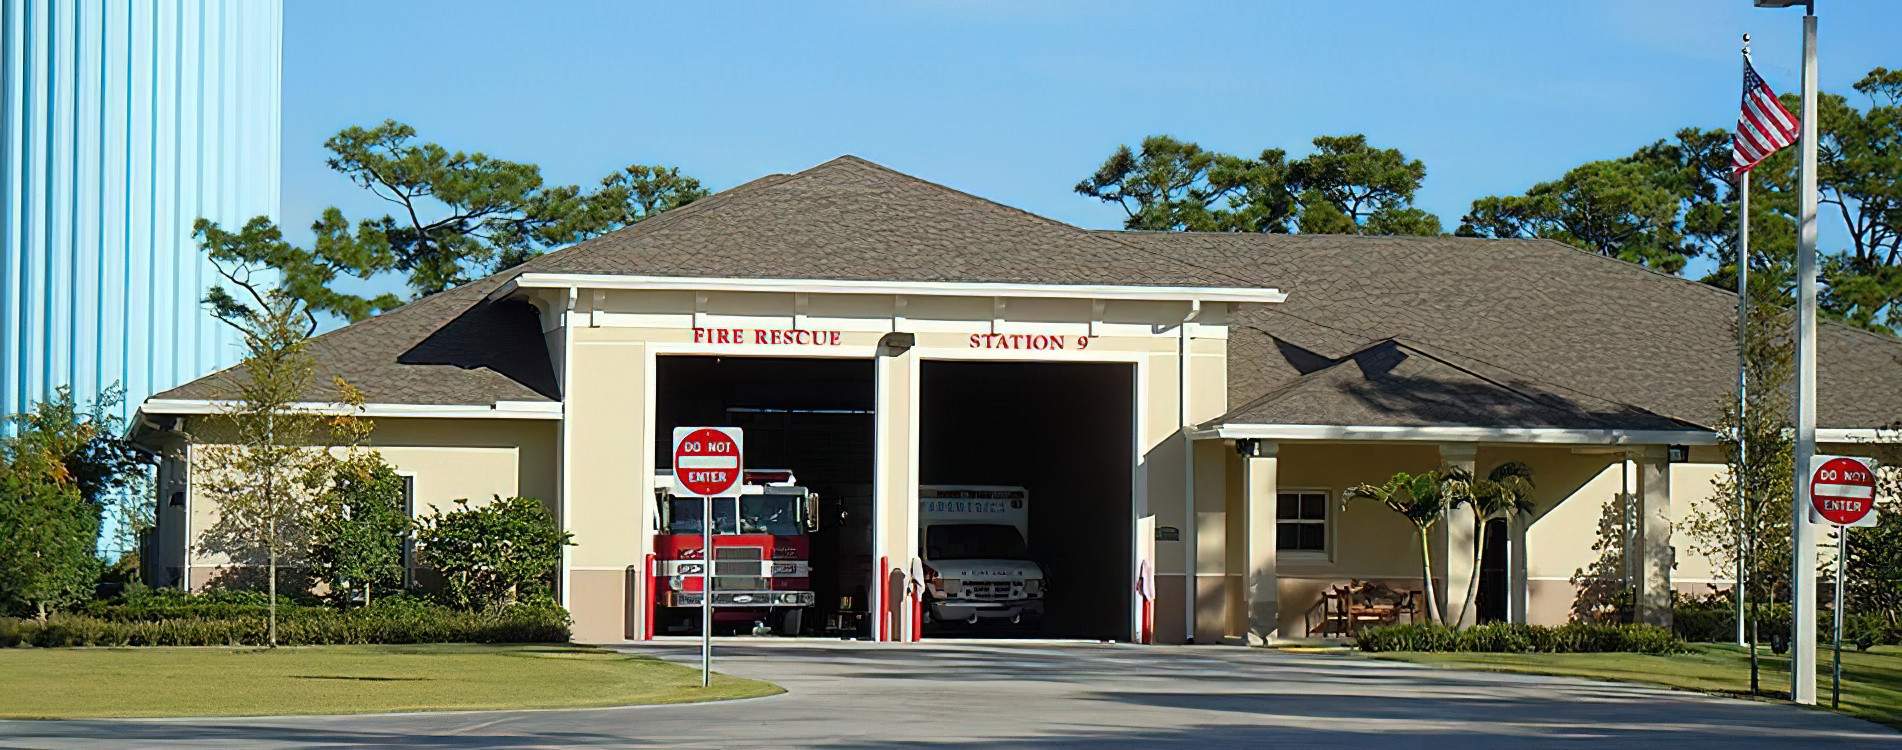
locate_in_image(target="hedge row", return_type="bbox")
[1674,599,1902,651]
[1356,622,1687,654]
[0,599,569,647]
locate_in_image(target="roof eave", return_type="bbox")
[138,398,563,421]
[491,272,1287,304]
[1191,423,1725,446]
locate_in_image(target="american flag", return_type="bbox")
[1733,57,1800,175]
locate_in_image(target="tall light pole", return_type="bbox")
[1753,0,1819,706]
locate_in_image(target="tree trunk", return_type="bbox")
[1456,512,1487,630]
[1418,527,1441,626]
[268,518,278,649]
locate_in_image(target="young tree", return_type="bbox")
[1442,462,1537,628]
[414,496,572,610]
[1345,470,1452,626]
[309,382,407,608]
[1684,269,1796,693]
[191,247,334,647]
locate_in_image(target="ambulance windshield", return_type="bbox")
[926,523,1028,560]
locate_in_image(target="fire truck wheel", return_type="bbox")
[776,608,804,637]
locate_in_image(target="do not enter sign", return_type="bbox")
[1811,455,1878,527]
[672,426,744,497]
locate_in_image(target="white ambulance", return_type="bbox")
[918,485,1045,627]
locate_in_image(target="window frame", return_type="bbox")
[1274,487,1334,562]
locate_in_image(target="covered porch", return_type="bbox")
[1194,431,1718,644]
[1177,337,1723,644]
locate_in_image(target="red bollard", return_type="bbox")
[878,555,891,642]
[643,553,657,641]
[911,588,923,642]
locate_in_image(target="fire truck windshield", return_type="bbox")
[740,495,802,535]
[666,495,804,536]
[926,523,1028,560]
[666,498,739,535]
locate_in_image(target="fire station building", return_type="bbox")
[136,156,1902,645]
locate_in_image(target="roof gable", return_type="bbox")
[534,156,1225,287]
[1210,338,1699,432]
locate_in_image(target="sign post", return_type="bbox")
[1808,455,1880,710]
[672,426,744,689]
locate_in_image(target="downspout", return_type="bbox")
[558,286,577,610]
[1180,300,1201,643]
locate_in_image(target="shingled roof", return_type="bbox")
[1101,231,1902,431]
[151,156,1240,407]
[149,156,1902,434]
[531,155,1225,287]
[1213,337,1702,432]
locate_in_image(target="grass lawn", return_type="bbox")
[1366,644,1902,730]
[0,644,779,719]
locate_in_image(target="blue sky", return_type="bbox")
[282,0,1899,321]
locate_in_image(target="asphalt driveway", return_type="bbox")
[1,640,1894,748]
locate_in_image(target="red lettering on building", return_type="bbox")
[694,327,845,347]
[967,333,1092,350]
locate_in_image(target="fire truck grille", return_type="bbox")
[717,577,767,591]
[714,547,763,578]
[963,581,1015,601]
[714,561,758,576]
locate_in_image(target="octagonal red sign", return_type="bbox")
[672,427,744,497]
[1811,455,1877,527]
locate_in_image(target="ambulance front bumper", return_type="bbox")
[929,598,1044,623]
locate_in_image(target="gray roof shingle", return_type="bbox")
[1100,231,1902,431]
[1209,337,1702,431]
[149,156,1902,433]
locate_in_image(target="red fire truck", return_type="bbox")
[652,469,819,635]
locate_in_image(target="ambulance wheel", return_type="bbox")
[776,608,804,636]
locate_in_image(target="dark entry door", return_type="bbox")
[1476,519,1509,623]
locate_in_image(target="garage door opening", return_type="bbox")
[653,356,874,638]
[919,360,1135,640]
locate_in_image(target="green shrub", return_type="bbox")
[0,596,570,648]
[414,496,572,611]
[1357,622,1687,654]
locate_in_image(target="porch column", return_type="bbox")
[1240,440,1279,645]
[1510,519,1529,624]
[1437,443,1479,627]
[1632,446,1673,628]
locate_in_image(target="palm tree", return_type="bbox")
[1345,470,1452,626]
[1444,462,1537,628]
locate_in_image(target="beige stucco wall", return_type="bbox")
[177,416,557,587]
[550,287,1228,643]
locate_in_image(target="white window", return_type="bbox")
[1276,490,1329,555]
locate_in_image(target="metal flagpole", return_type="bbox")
[1789,5,1822,707]
[1735,35,1752,649]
